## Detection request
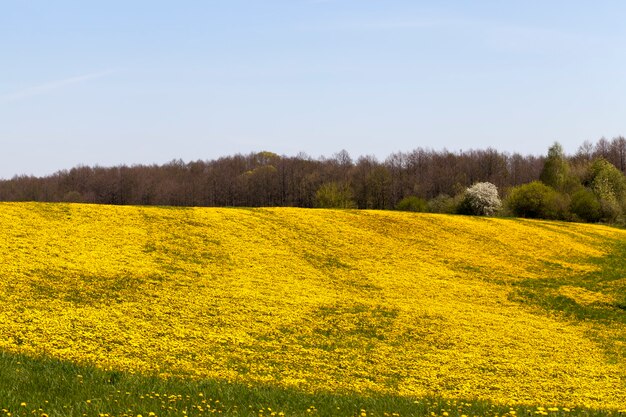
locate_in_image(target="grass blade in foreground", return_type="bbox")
[1,351,625,417]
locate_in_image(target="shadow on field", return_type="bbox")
[509,236,626,360]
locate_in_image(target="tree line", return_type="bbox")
[503,141,626,224]
[0,136,625,218]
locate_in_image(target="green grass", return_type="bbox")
[0,351,624,417]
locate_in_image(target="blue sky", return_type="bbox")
[1,1,626,178]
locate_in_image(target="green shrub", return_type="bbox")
[314,182,356,209]
[395,196,428,212]
[428,194,463,214]
[62,191,84,203]
[505,181,567,219]
[570,188,602,223]
[589,159,626,211]
[599,198,621,223]
[580,158,626,222]
[588,159,626,198]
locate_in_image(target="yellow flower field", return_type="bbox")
[1,203,625,408]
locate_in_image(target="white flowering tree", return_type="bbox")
[461,182,501,216]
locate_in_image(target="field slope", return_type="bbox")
[1,203,626,411]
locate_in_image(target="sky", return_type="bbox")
[1,0,626,179]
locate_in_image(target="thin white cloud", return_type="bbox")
[305,15,601,53]
[302,16,474,32]
[0,70,116,104]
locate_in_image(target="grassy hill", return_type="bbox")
[1,202,626,416]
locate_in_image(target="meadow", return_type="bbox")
[1,202,625,416]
